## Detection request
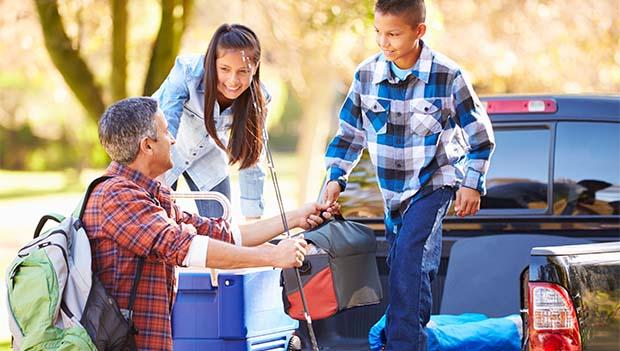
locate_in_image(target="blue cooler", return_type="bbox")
[172,268,299,350]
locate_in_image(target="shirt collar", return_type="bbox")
[372,40,433,85]
[106,161,162,198]
[197,71,205,94]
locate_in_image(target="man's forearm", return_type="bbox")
[238,211,297,246]
[205,239,274,268]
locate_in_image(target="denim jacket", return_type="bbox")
[153,54,267,217]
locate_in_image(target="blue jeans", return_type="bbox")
[172,172,231,218]
[385,186,454,351]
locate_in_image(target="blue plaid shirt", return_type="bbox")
[325,41,495,234]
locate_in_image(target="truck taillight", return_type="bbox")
[529,282,581,351]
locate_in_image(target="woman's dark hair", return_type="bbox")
[203,23,265,169]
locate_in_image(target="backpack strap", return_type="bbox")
[124,191,161,321]
[126,257,145,321]
[75,176,114,219]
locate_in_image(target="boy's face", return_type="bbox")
[374,10,426,69]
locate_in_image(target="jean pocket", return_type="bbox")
[409,98,443,136]
[361,97,390,134]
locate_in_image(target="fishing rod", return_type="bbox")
[242,50,320,351]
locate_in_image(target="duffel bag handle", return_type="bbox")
[299,260,312,275]
[33,213,65,238]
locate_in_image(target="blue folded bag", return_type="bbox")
[369,313,522,351]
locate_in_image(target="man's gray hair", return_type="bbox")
[98,97,159,164]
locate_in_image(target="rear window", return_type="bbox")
[553,122,620,216]
[481,127,551,211]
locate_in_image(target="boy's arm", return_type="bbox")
[451,70,496,216]
[323,75,367,203]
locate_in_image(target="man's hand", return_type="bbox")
[322,181,342,207]
[454,187,481,217]
[269,236,308,268]
[291,202,339,230]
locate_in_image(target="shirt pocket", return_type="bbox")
[409,98,443,136]
[180,105,206,144]
[361,97,391,134]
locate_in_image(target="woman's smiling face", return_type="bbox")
[215,49,256,103]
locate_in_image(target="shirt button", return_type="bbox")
[199,146,204,149]
[185,161,189,165]
[424,107,430,112]
[396,112,402,117]
[192,153,197,156]
[396,162,403,168]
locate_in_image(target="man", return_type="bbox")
[85,97,333,350]
[322,1,495,349]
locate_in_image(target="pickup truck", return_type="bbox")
[298,95,620,350]
[525,241,620,351]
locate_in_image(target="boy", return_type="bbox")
[322,1,495,350]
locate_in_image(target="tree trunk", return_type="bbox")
[296,64,337,204]
[33,0,106,122]
[143,0,194,95]
[111,0,128,101]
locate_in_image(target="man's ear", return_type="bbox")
[416,23,427,39]
[139,137,152,156]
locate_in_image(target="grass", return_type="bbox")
[0,341,9,351]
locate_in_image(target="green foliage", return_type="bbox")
[268,83,303,152]
[0,122,107,172]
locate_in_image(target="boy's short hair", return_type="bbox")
[375,0,426,27]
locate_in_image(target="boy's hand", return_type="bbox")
[322,181,342,206]
[454,187,481,217]
[292,202,336,230]
[269,236,307,268]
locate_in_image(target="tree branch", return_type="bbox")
[33,0,106,122]
[142,0,194,95]
[111,0,127,101]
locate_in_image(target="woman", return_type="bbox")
[154,24,268,218]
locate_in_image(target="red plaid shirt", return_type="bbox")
[83,162,234,350]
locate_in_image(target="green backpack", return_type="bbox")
[6,176,143,350]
